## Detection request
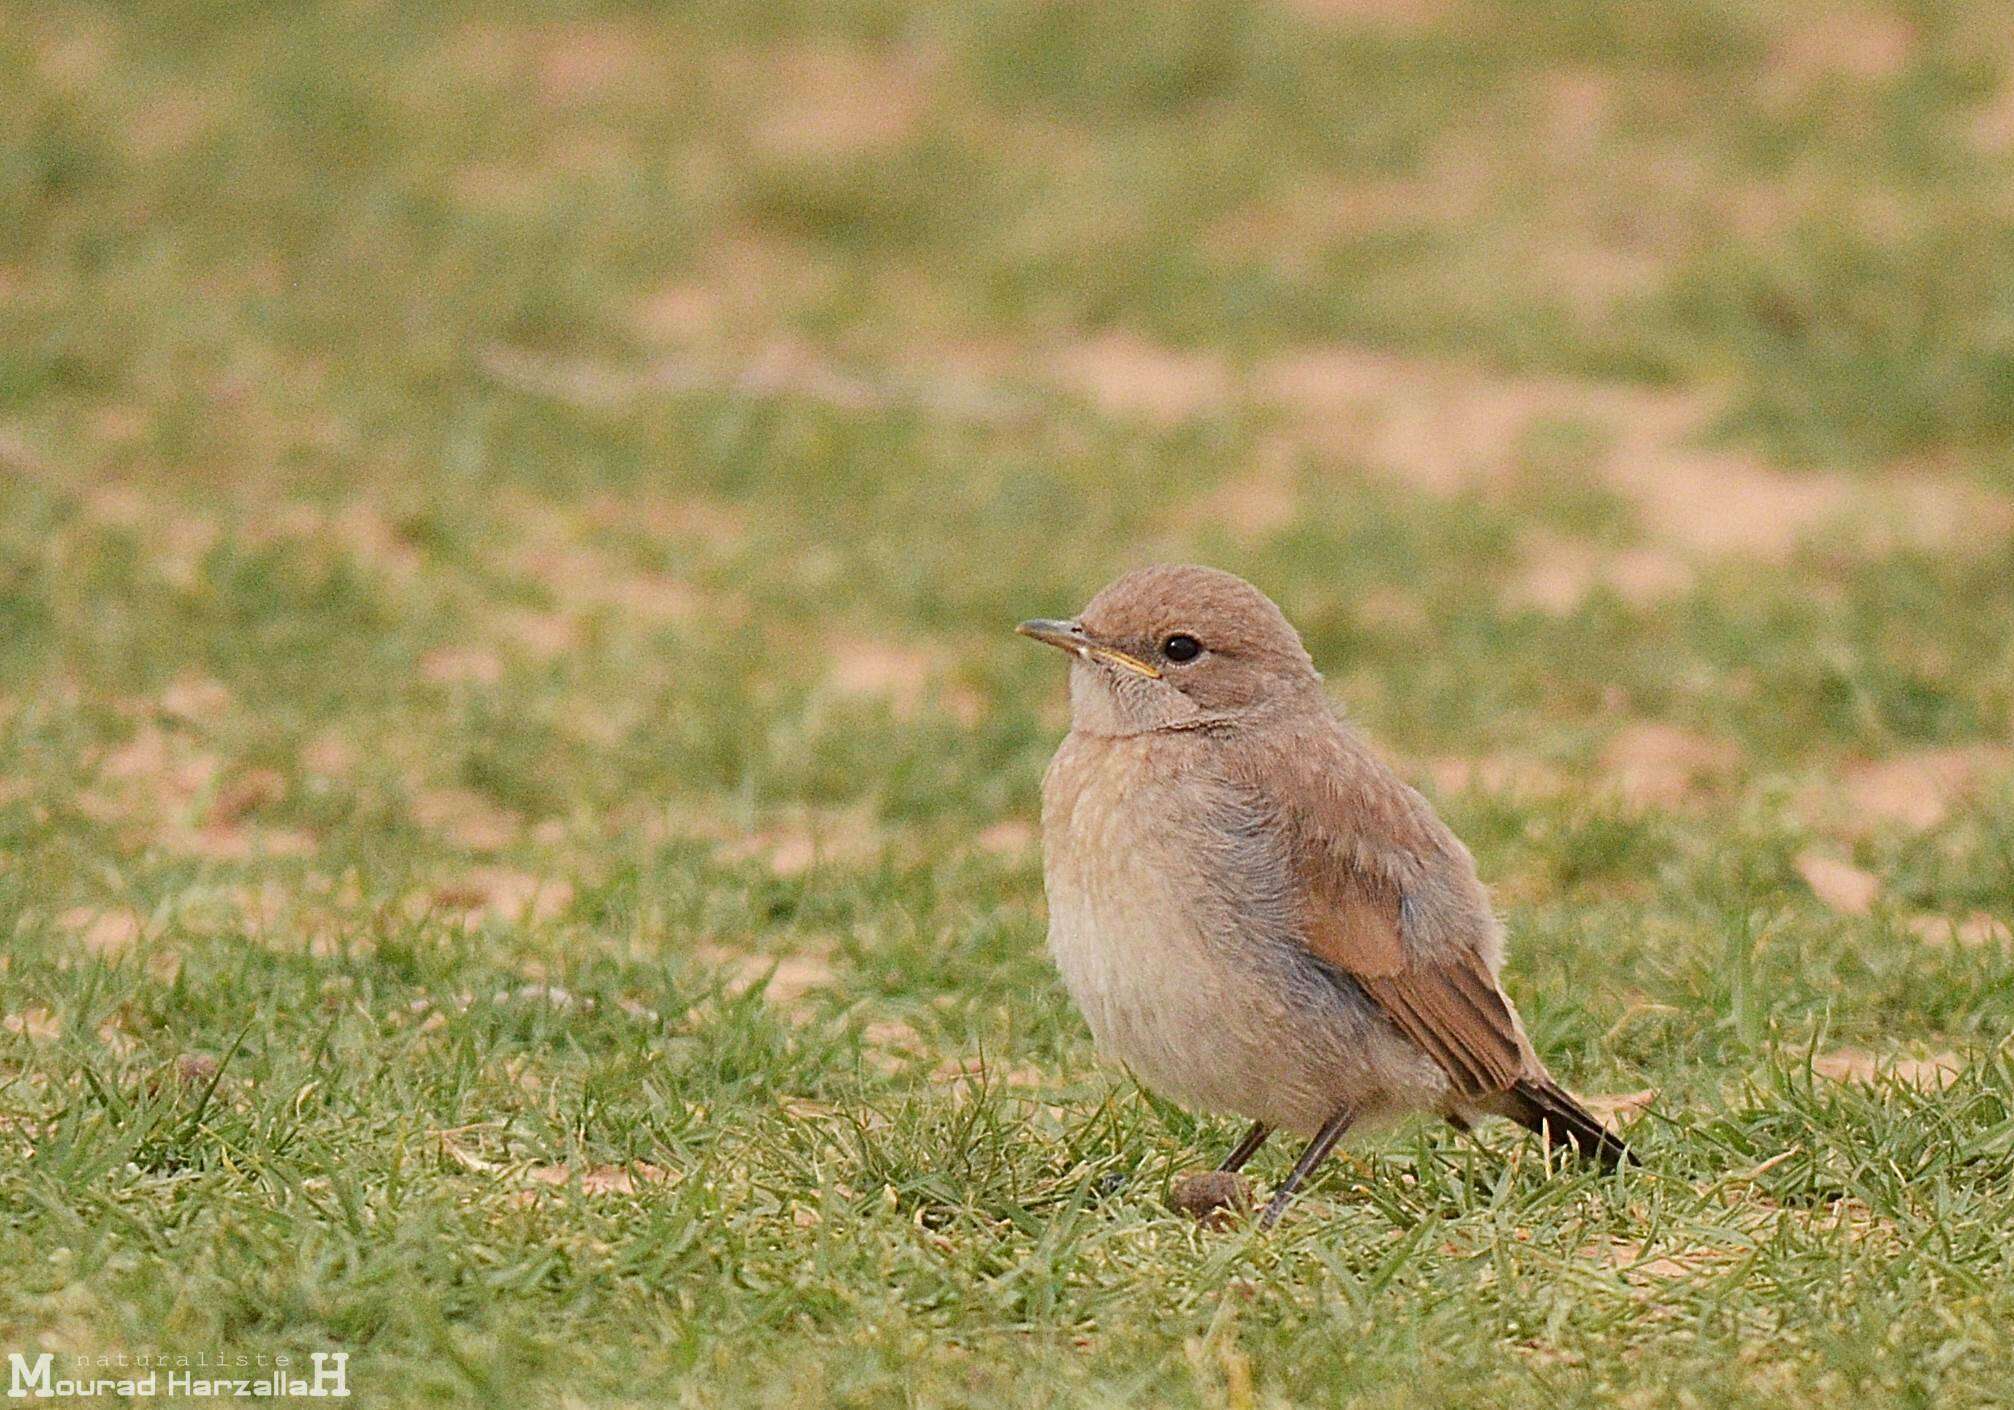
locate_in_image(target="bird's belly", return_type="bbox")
[1048,878,1300,1119]
[1042,764,1404,1133]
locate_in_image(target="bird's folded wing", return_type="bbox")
[1234,729,1527,1099]
[1298,864,1524,1097]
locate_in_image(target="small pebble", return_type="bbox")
[175,1053,221,1087]
[1169,1170,1251,1226]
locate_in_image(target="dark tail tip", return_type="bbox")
[1510,1077,1638,1170]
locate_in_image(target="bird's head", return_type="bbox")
[1017,564,1321,735]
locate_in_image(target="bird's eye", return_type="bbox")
[1161,633,1202,663]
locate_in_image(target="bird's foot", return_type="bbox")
[1169,1170,1252,1227]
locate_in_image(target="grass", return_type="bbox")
[4,0,2014,1404]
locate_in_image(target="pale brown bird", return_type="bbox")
[1018,564,1632,1226]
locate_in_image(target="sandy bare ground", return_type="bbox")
[495,326,2009,605]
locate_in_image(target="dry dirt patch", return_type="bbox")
[496,608,579,659]
[433,868,572,925]
[826,636,986,724]
[583,491,748,546]
[3,1006,60,1042]
[1811,1048,1964,1089]
[1768,11,1916,91]
[173,822,317,863]
[860,1019,929,1074]
[1188,458,1303,540]
[1904,912,2010,947]
[1580,1089,1658,1124]
[1103,336,2013,567]
[1972,78,2014,152]
[300,732,358,778]
[973,819,1037,857]
[700,948,837,1009]
[715,810,884,876]
[84,723,314,859]
[207,768,286,827]
[57,907,143,953]
[96,721,219,811]
[83,486,221,588]
[421,646,506,686]
[504,316,2007,577]
[1600,722,1740,807]
[931,1055,1048,1091]
[750,45,925,158]
[1415,754,1569,799]
[861,1018,924,1052]
[827,637,940,714]
[1255,346,1522,495]
[1583,1238,1708,1284]
[634,283,722,343]
[1509,539,1694,613]
[1829,747,2014,832]
[159,675,233,723]
[1258,353,1941,560]
[266,502,425,582]
[629,233,839,346]
[1282,0,1449,25]
[535,20,652,103]
[1051,333,1233,425]
[411,787,522,853]
[1794,851,1881,916]
[439,1132,673,1199]
[490,491,728,630]
[528,542,706,624]
[519,1161,672,1198]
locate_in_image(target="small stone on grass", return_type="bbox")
[1170,1170,1251,1226]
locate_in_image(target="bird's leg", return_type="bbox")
[1217,1122,1272,1173]
[1261,1105,1357,1228]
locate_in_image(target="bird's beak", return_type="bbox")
[1014,619,1162,678]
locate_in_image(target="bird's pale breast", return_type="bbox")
[1040,731,1439,1134]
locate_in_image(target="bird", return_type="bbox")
[1017,564,1633,1227]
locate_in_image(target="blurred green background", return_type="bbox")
[4,2,2014,1406]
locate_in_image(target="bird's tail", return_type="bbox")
[1503,1075,1636,1169]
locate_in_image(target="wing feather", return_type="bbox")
[1231,717,1531,1099]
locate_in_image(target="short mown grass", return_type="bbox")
[4,2,2014,1406]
